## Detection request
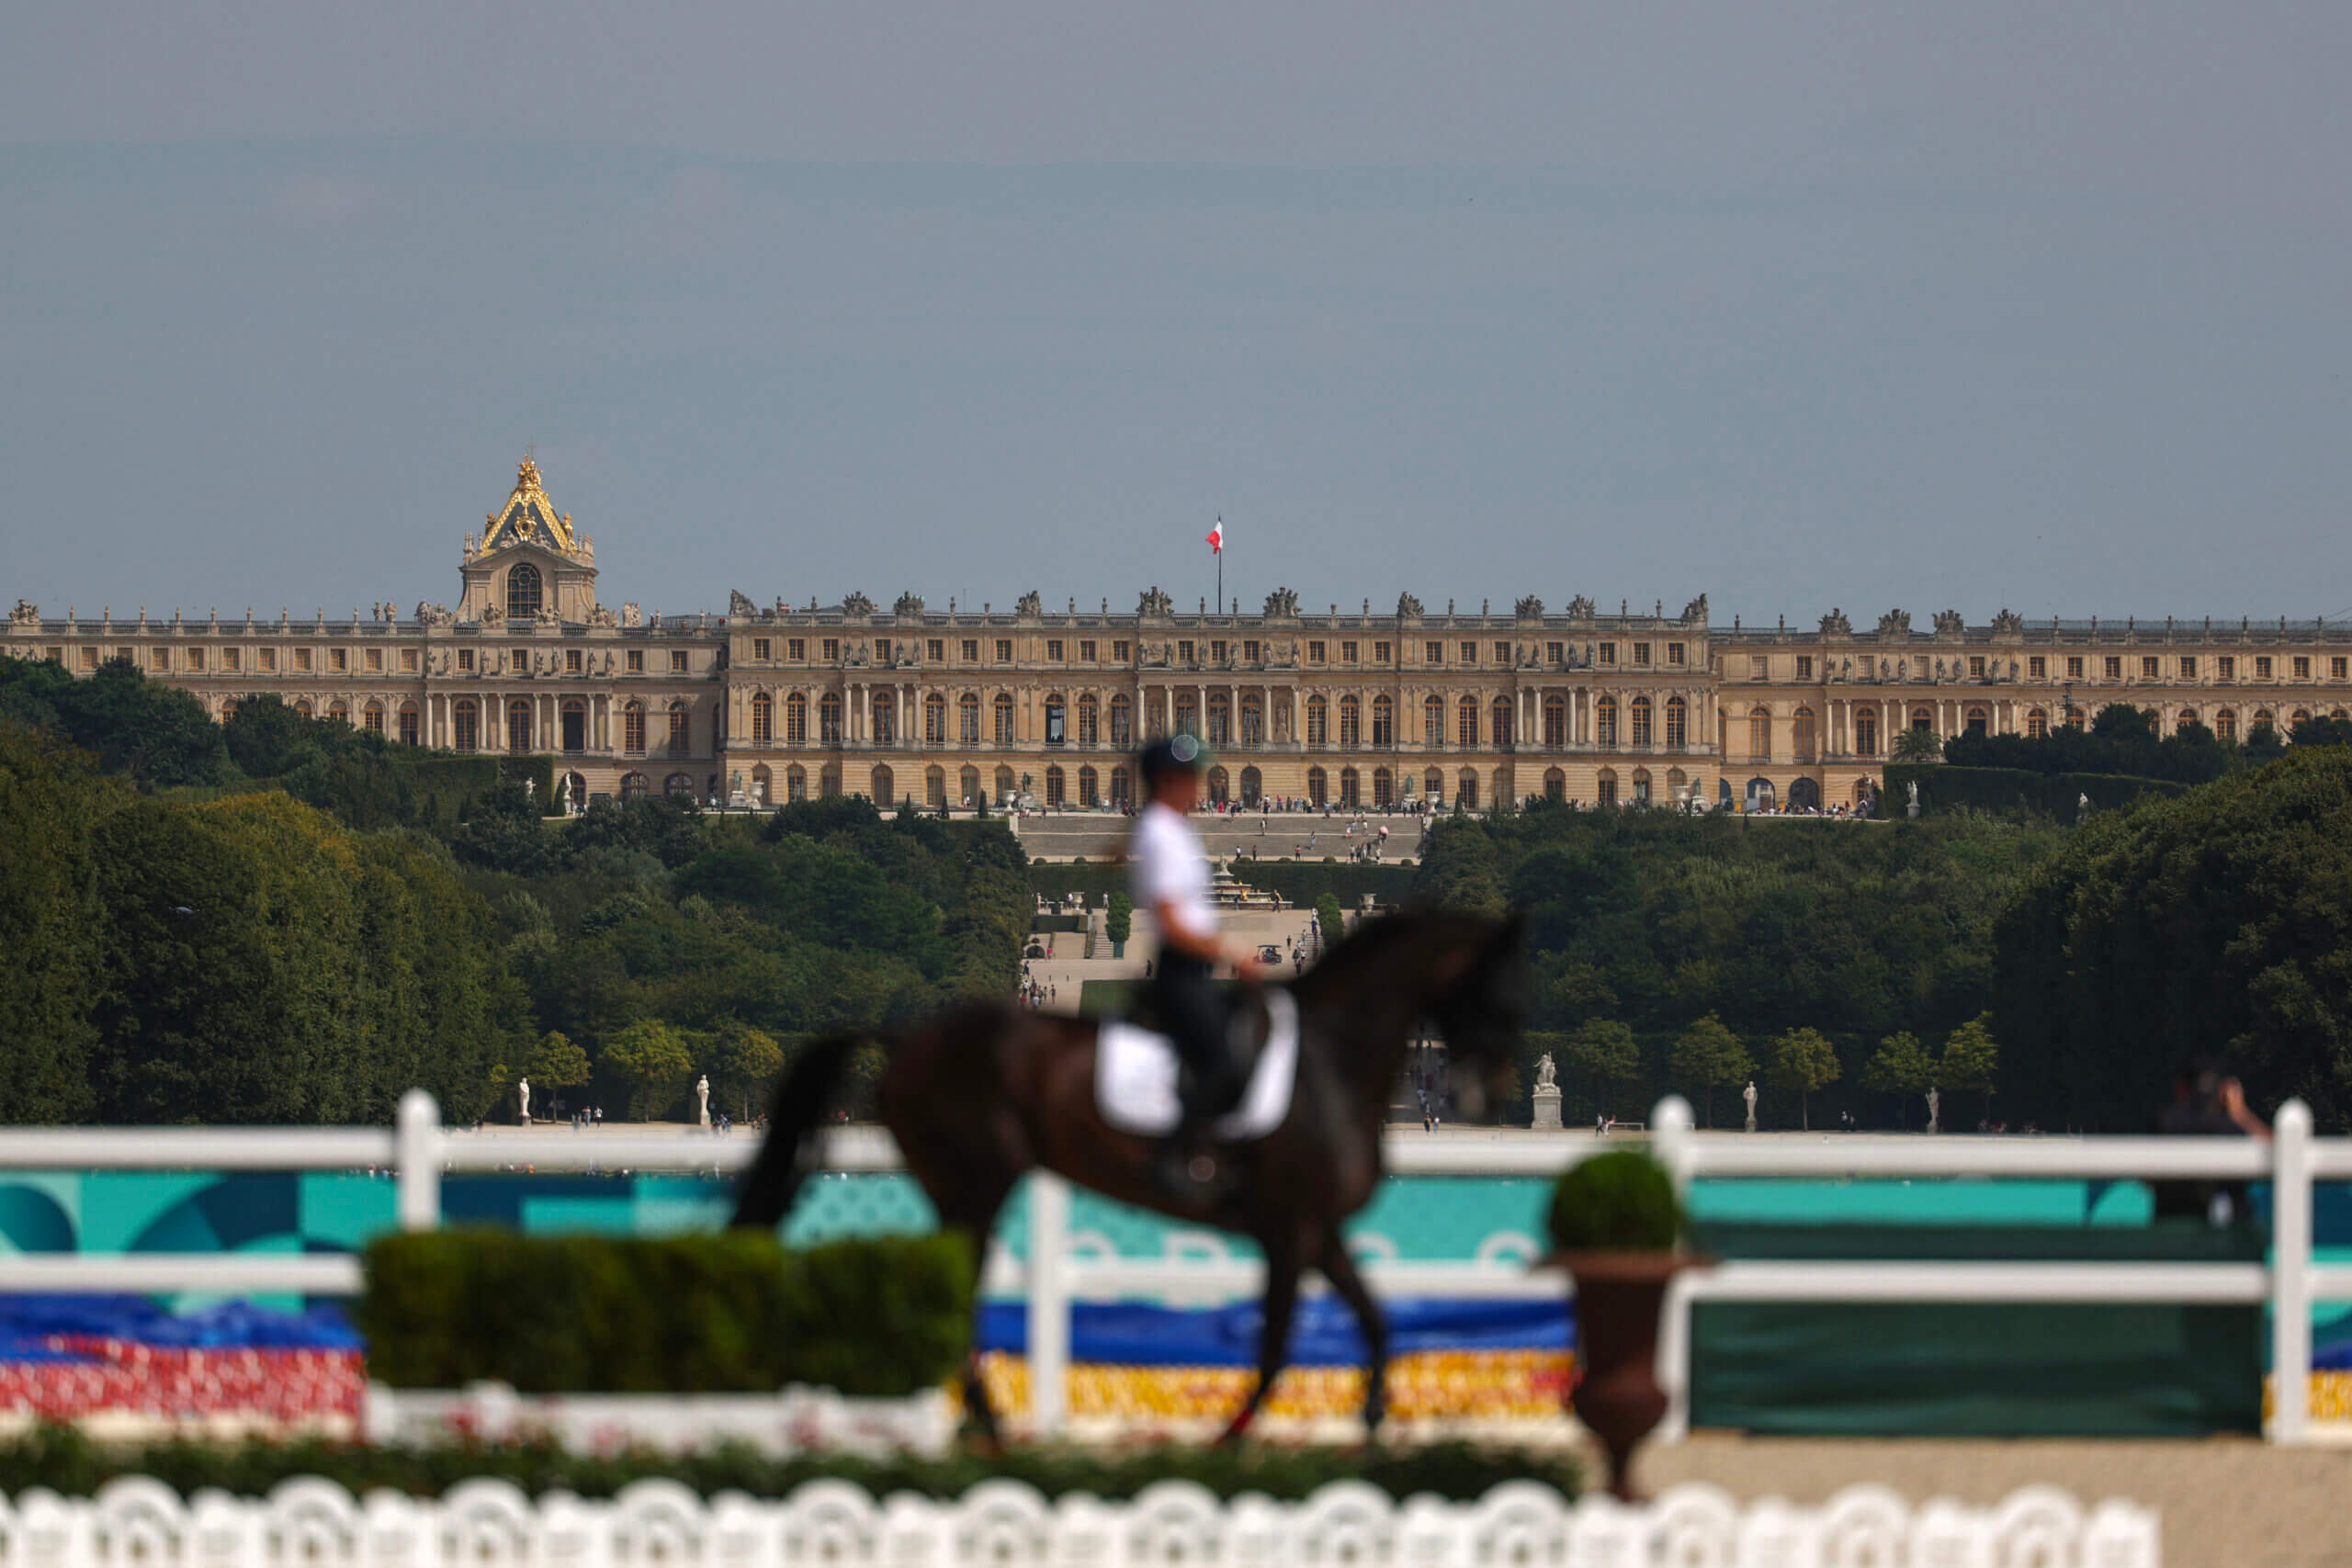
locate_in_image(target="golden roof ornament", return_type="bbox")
[482,456,577,555]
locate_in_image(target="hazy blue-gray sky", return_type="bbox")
[5,3,2346,625]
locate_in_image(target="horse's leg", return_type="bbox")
[931,1173,1019,1449]
[1218,1231,1302,1446]
[1317,1234,1390,1438]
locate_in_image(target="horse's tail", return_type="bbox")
[729,1029,866,1230]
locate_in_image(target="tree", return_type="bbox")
[1105,892,1133,948]
[600,1020,695,1121]
[1861,1032,1935,1126]
[1565,1018,1642,1116]
[1940,1013,2000,1123]
[1768,1027,1840,1130]
[1314,894,1348,950]
[711,1021,786,1121]
[1892,727,1943,762]
[1669,1013,1752,1128]
[529,1031,592,1090]
[2090,703,2155,743]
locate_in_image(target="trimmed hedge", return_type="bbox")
[1882,762,2188,820]
[357,1230,973,1398]
[0,1427,1580,1504]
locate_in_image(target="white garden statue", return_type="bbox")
[1743,1078,1758,1132]
[697,1073,711,1129]
[1927,1085,1940,1134]
[1534,1052,1556,1089]
[518,1077,530,1125]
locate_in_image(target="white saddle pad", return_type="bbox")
[1096,988,1300,1141]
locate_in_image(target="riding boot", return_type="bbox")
[1151,1066,1236,1200]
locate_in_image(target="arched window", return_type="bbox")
[296,699,315,720]
[925,694,948,744]
[1238,766,1261,807]
[992,694,1016,743]
[786,693,808,744]
[1748,706,1771,761]
[1078,765,1099,806]
[1596,696,1618,748]
[958,764,979,805]
[2177,709,2199,733]
[622,701,646,754]
[453,698,478,752]
[1045,765,1066,806]
[1174,692,1197,736]
[1372,768,1392,807]
[1423,695,1444,745]
[1456,697,1478,747]
[399,703,421,747]
[1077,694,1099,745]
[1632,768,1652,806]
[620,771,650,802]
[218,699,238,723]
[362,701,384,734]
[1544,697,1566,748]
[1372,696,1394,746]
[1962,705,1986,739]
[1206,693,1229,744]
[1046,694,1068,745]
[2026,707,2049,739]
[1240,695,1263,746]
[1110,695,1134,747]
[925,765,946,807]
[1109,766,1130,807]
[750,763,771,805]
[871,697,895,746]
[786,764,808,801]
[993,764,1015,801]
[506,562,542,622]
[1491,697,1513,748]
[820,763,842,797]
[1339,767,1360,807]
[1457,768,1479,809]
[1668,767,1688,799]
[1544,766,1566,801]
[1425,766,1443,802]
[2291,708,2312,730]
[1911,706,1933,733]
[871,764,894,804]
[752,692,775,744]
[1630,696,1653,749]
[1306,696,1329,745]
[1339,697,1361,747]
[1855,708,1879,755]
[820,694,843,742]
[2214,708,2237,740]
[1793,706,1817,759]
[2254,708,2277,736]
[1204,766,1227,806]
[664,772,695,801]
[506,697,533,753]
[1596,770,1617,807]
[959,693,981,742]
[668,700,690,755]
[328,699,350,727]
[1666,695,1687,750]
[1306,766,1328,807]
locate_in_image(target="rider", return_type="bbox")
[1131,734,1264,1194]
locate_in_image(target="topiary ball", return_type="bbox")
[1547,1149,1683,1253]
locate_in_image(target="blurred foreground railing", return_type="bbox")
[0,1090,2343,1445]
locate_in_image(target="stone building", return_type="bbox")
[10,459,2352,812]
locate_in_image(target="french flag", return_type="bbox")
[1206,518,1226,555]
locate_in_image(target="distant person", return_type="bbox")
[2154,1061,2269,1226]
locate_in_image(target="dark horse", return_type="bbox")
[730,908,1527,1439]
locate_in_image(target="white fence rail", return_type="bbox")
[0,1090,2343,1444]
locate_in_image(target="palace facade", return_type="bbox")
[11,459,2352,812]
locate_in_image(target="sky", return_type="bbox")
[4,3,2347,626]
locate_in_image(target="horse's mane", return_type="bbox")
[1292,907,1491,1005]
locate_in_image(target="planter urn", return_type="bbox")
[1563,1250,1690,1500]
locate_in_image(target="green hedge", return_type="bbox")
[358,1230,973,1398]
[1028,862,1413,907]
[1882,762,2188,820]
[0,1427,1579,1504]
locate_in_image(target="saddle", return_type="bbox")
[1096,988,1300,1141]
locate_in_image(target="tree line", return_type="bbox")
[0,663,1026,1125]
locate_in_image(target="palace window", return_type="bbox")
[927,638,944,661]
[1077,694,1099,744]
[2256,656,2273,678]
[454,699,479,752]
[2065,656,2083,679]
[2180,656,2198,679]
[958,693,980,741]
[1110,695,1133,746]
[1546,642,1564,665]
[1494,641,1510,664]
[754,637,771,660]
[1544,698,1566,747]
[2142,657,2159,679]
[1666,696,1688,749]
[1047,640,1063,661]
[295,649,313,671]
[2177,709,2199,733]
[2335,658,2349,680]
[1113,641,1130,661]
[1962,706,1986,739]
[1491,696,1513,746]
[1631,697,1653,749]
[627,649,644,673]
[2029,656,2045,678]
[1635,643,1653,667]
[1306,697,1329,745]
[186,649,204,671]
[622,703,645,754]
[1080,640,1096,661]
[1339,697,1360,747]
[668,702,689,755]
[1795,655,1812,679]
[1179,641,1194,663]
[259,648,277,671]
[1340,768,1360,808]
[787,694,808,744]
[781,638,800,660]
[506,563,541,622]
[1374,641,1391,663]
[1749,656,1768,681]
[1242,640,1259,663]
[1426,641,1443,665]
[1372,695,1394,745]
[363,702,383,734]
[510,649,527,673]
[872,698,894,745]
[1599,643,1616,667]
[505,698,532,753]
[330,648,347,672]
[2027,708,2049,739]
[399,705,420,747]
[822,694,845,743]
[995,639,1012,662]
[1462,641,1477,665]
[402,649,419,673]
[560,701,584,752]
[362,648,380,672]
[1596,696,1618,748]
[1046,695,1068,744]
[1457,697,1478,747]
[671,650,688,672]
[1748,707,1771,761]
[1423,695,1444,744]
[1309,641,1326,664]
[2294,656,2312,679]
[926,694,949,743]
[1668,642,1686,666]
[1968,657,1984,679]
[2215,708,2237,739]
[1240,696,1263,745]
[992,694,1014,743]
[1855,709,1878,756]
[2104,657,2121,680]
[1306,767,1327,807]
[81,649,96,670]
[1341,641,1358,664]
[1596,772,1617,807]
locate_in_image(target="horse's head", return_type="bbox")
[1425,911,1532,1117]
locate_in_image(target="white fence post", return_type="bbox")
[2273,1097,2313,1444]
[396,1089,441,1233]
[1027,1172,1071,1437]
[1650,1095,1698,1442]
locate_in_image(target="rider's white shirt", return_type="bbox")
[1131,802,1216,945]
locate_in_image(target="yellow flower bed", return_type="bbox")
[975,1350,1574,1421]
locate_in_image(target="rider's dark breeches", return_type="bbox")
[1145,953,1238,1110]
